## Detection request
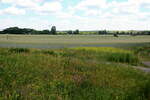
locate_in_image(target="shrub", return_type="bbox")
[107,52,139,65]
[73,47,139,65]
[9,48,30,53]
[41,50,59,56]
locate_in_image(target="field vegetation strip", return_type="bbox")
[0,47,150,99]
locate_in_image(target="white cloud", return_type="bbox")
[85,9,100,16]
[1,0,38,8]
[0,0,63,15]
[34,2,62,13]
[76,0,106,10]
[55,12,73,19]
[0,0,150,30]
[58,0,150,30]
[0,6,26,15]
[0,0,63,13]
[0,18,19,30]
[117,3,138,13]
[73,0,150,16]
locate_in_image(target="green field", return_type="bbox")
[0,46,150,100]
[0,35,150,100]
[0,35,150,44]
[0,35,150,48]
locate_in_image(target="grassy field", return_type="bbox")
[0,47,150,100]
[0,35,150,99]
[0,34,150,48]
[0,35,150,44]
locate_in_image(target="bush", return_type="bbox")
[73,47,139,65]
[9,48,30,53]
[41,50,59,56]
[107,52,139,65]
[142,80,150,100]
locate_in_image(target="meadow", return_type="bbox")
[0,46,150,100]
[0,34,150,100]
[0,35,150,49]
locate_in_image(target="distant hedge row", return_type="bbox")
[0,26,150,35]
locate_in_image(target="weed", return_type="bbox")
[9,48,30,53]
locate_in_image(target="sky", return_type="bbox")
[0,0,150,30]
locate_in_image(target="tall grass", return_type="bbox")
[8,48,30,53]
[133,45,150,61]
[0,47,149,100]
[73,47,139,65]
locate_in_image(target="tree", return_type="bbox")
[42,30,50,34]
[51,26,56,35]
[1,27,53,34]
[0,31,3,34]
[98,30,107,35]
[67,30,73,35]
[113,34,118,37]
[21,28,35,34]
[3,27,21,34]
[73,29,79,34]
[120,31,125,35]
[114,32,119,37]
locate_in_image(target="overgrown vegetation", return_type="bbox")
[0,47,150,100]
[73,47,139,65]
[8,48,30,53]
[132,45,150,61]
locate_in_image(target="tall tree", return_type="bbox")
[51,26,56,35]
[73,29,79,34]
[98,30,107,35]
[3,27,21,34]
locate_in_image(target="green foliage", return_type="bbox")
[114,33,118,37]
[2,27,51,34]
[73,29,79,34]
[0,47,150,100]
[67,30,73,35]
[74,47,139,65]
[8,48,30,53]
[51,26,57,35]
[98,30,107,35]
[3,27,22,34]
[133,45,150,61]
[41,50,59,56]
[107,52,139,65]
[0,27,150,35]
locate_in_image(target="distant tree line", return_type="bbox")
[98,30,150,35]
[0,26,150,35]
[0,26,80,35]
[0,27,51,35]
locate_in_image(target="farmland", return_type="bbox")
[0,35,150,48]
[0,34,150,100]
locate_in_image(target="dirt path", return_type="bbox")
[142,62,150,67]
[135,66,150,73]
[0,43,148,49]
[135,62,150,73]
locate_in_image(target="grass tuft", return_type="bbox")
[73,47,139,65]
[8,48,30,53]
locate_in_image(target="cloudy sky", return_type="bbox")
[0,0,150,30]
